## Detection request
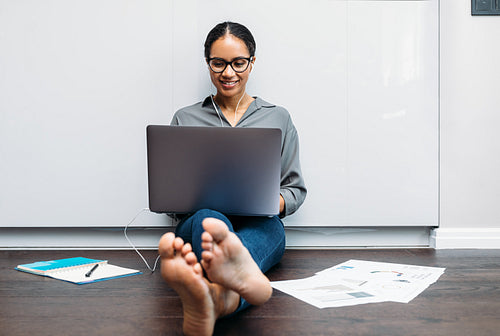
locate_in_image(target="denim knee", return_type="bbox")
[174,209,233,259]
[189,209,231,225]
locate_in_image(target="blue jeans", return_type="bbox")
[174,209,286,314]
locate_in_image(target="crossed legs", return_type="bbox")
[159,217,274,336]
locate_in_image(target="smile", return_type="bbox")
[222,80,238,85]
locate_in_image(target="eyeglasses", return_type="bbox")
[207,57,253,73]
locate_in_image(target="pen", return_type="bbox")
[85,264,99,277]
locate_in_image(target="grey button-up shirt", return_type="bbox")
[171,96,307,217]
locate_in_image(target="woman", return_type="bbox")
[158,22,306,336]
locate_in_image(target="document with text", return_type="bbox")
[271,260,445,308]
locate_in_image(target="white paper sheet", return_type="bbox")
[271,260,445,308]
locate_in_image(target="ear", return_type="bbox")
[250,56,256,71]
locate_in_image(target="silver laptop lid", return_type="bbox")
[146,125,281,216]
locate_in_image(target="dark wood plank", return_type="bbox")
[1,249,499,335]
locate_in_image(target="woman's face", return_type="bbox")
[208,34,254,99]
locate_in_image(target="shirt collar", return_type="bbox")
[254,97,275,109]
[202,96,275,110]
[202,96,214,108]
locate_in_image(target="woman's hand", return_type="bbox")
[279,195,285,215]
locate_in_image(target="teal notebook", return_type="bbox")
[16,257,141,284]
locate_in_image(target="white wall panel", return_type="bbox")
[0,0,438,228]
[346,1,439,225]
[0,1,174,227]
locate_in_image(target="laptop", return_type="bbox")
[146,125,282,216]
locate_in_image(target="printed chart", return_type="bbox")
[271,260,445,308]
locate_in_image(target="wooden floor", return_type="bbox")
[1,249,499,336]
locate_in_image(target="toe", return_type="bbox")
[181,243,193,256]
[158,232,176,258]
[185,251,198,265]
[201,251,213,263]
[201,231,213,243]
[202,218,228,243]
[193,262,203,275]
[173,237,185,252]
[201,241,213,252]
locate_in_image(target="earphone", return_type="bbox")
[210,92,246,127]
[210,95,224,127]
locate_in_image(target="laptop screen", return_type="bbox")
[146,125,282,216]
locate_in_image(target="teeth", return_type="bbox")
[222,81,237,85]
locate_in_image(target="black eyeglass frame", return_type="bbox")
[206,56,254,73]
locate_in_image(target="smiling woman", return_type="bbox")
[205,24,256,126]
[161,21,307,336]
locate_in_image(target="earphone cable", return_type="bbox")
[123,208,161,273]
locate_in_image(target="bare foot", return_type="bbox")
[200,218,273,306]
[159,233,240,336]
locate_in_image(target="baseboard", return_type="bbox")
[284,227,430,248]
[0,227,175,250]
[0,226,431,249]
[4,227,499,250]
[430,228,500,249]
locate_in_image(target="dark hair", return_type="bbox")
[204,22,256,59]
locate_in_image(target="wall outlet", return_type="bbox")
[472,0,500,15]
